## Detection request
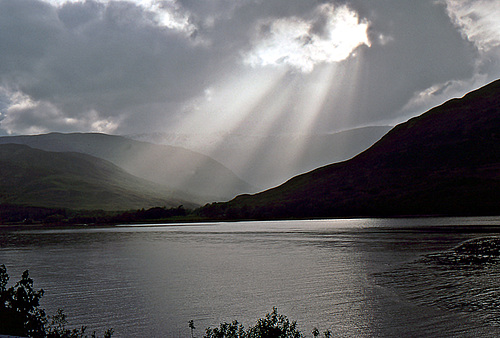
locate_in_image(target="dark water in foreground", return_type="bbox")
[1,217,500,337]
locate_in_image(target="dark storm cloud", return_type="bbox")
[0,0,498,135]
[0,0,218,133]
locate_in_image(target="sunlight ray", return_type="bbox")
[308,51,366,134]
[285,63,341,173]
[170,54,367,191]
[292,63,339,133]
[279,55,365,181]
[175,69,287,141]
[165,69,291,193]
[219,75,304,187]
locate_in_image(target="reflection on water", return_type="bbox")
[0,217,499,337]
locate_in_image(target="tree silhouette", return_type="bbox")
[0,265,113,337]
[0,265,45,337]
[189,319,196,338]
[202,307,332,338]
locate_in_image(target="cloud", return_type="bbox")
[441,0,500,51]
[140,0,196,34]
[399,74,489,117]
[45,0,198,35]
[2,90,120,134]
[0,0,213,134]
[244,4,371,73]
[391,0,500,125]
[0,0,498,137]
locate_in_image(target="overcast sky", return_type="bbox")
[0,0,499,137]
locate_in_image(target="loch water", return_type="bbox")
[1,217,500,337]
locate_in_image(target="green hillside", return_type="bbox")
[0,144,197,211]
[0,133,253,203]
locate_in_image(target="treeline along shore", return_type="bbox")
[0,204,194,226]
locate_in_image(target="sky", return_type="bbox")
[0,0,499,138]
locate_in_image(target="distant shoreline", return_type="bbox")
[2,214,499,230]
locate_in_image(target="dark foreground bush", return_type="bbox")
[199,307,332,338]
[0,264,113,338]
[2,264,329,337]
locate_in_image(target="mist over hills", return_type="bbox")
[0,133,252,203]
[0,126,393,215]
[201,79,500,219]
[128,126,392,189]
[0,144,196,210]
[1,78,497,217]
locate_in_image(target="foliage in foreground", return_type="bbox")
[2,264,330,337]
[199,307,332,338]
[0,264,113,338]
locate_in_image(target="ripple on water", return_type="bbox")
[376,237,500,329]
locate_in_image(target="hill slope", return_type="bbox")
[0,133,252,202]
[201,79,500,219]
[0,144,197,210]
[128,126,392,189]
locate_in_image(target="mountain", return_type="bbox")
[0,133,252,202]
[127,126,392,189]
[0,144,197,210]
[200,79,500,219]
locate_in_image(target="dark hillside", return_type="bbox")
[0,133,252,203]
[200,79,500,219]
[0,144,196,211]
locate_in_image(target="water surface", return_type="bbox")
[1,217,499,336]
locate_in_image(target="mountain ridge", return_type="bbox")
[127,126,392,189]
[200,79,500,219]
[0,132,252,202]
[0,143,197,210]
